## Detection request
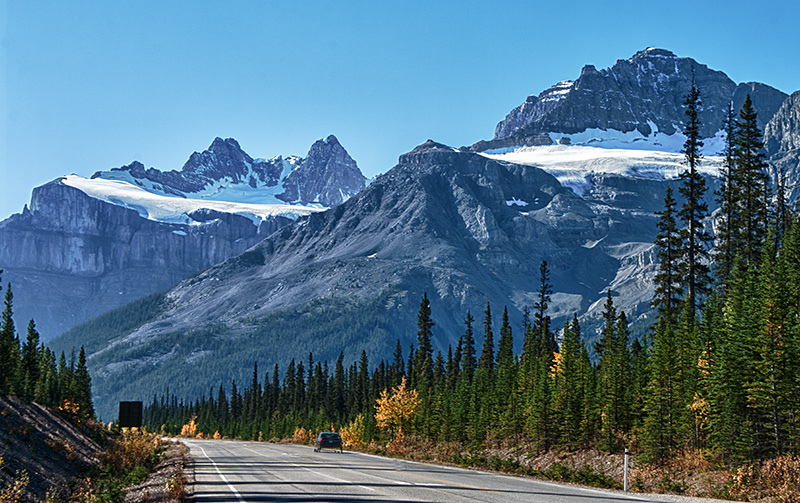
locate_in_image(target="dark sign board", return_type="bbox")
[119,401,143,428]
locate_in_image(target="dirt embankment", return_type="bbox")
[0,395,106,500]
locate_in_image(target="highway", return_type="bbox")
[182,439,724,503]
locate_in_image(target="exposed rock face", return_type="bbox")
[278,135,367,207]
[96,138,291,196]
[764,90,800,201]
[0,180,272,339]
[732,82,791,134]
[0,135,367,340]
[765,90,800,154]
[493,48,787,142]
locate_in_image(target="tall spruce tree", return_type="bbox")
[677,76,711,322]
[0,282,19,395]
[414,293,434,391]
[733,94,769,267]
[20,319,41,401]
[714,103,740,287]
[74,346,94,418]
[653,186,683,323]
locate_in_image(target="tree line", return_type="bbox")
[0,272,94,418]
[145,84,800,465]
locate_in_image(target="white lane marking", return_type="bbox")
[242,446,376,492]
[197,445,247,503]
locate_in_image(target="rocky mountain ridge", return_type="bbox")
[95,134,366,208]
[0,135,366,339]
[492,48,787,148]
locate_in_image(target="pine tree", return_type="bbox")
[413,293,434,391]
[20,319,41,401]
[473,303,496,441]
[453,311,476,441]
[478,303,495,375]
[578,344,599,448]
[390,340,405,386]
[553,315,583,446]
[653,186,683,323]
[494,307,517,435]
[714,103,739,288]
[677,76,711,322]
[708,258,759,462]
[751,231,791,456]
[733,94,769,267]
[533,261,555,356]
[74,346,94,418]
[0,282,19,395]
[595,292,632,450]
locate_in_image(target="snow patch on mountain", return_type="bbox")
[482,144,723,197]
[62,175,322,225]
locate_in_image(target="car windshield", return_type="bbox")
[321,433,340,440]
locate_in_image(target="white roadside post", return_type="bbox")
[624,448,629,492]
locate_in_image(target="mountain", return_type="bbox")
[490,48,787,150]
[45,48,797,420]
[278,135,368,207]
[53,140,723,419]
[0,135,366,340]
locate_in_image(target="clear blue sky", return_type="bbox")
[2,0,798,219]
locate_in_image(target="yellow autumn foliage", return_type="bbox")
[374,376,420,440]
[180,415,198,437]
[340,413,365,447]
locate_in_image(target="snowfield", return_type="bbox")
[481,141,723,197]
[62,175,322,225]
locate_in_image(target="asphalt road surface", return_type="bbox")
[182,439,726,503]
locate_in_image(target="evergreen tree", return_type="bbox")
[733,94,769,267]
[595,292,632,450]
[453,311,476,441]
[494,307,516,435]
[677,76,711,321]
[413,293,434,391]
[20,319,41,401]
[0,282,19,395]
[652,186,683,323]
[390,340,405,386]
[474,303,496,441]
[708,259,759,462]
[478,303,495,375]
[714,103,739,287]
[553,315,583,446]
[751,231,791,456]
[74,346,94,418]
[533,261,555,356]
[459,311,476,381]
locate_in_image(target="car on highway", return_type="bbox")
[313,432,343,453]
